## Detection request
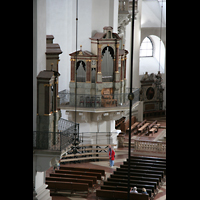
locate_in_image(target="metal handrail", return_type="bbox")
[58,88,140,108]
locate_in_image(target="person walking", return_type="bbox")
[108,145,115,167]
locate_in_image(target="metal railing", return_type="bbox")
[33,118,78,152]
[58,88,139,108]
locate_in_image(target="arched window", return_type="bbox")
[140,37,153,57]
[76,61,86,82]
[139,35,165,75]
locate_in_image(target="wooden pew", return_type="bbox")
[50,173,97,184]
[115,117,125,128]
[130,156,166,162]
[146,120,157,135]
[123,160,166,168]
[114,170,162,182]
[120,164,166,175]
[59,166,105,176]
[46,176,93,187]
[121,116,136,132]
[103,181,155,194]
[149,123,161,135]
[100,185,152,198]
[46,181,89,196]
[127,122,140,131]
[55,169,102,180]
[96,189,149,200]
[127,158,166,165]
[107,177,157,190]
[116,167,164,178]
[136,120,147,134]
[138,123,150,133]
[110,174,160,185]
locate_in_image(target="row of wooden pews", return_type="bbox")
[120,116,136,133]
[46,165,105,197]
[137,120,161,136]
[60,144,116,164]
[118,116,161,137]
[96,155,166,200]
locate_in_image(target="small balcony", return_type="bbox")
[33,118,78,153]
[58,88,140,110]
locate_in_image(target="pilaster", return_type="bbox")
[71,58,75,82]
[86,60,91,82]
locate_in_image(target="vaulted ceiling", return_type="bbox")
[141,0,166,27]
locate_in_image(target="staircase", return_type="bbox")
[35,184,51,200]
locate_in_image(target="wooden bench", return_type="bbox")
[149,127,156,134]
[114,170,162,182]
[46,181,89,196]
[121,116,136,132]
[120,164,166,175]
[100,185,152,198]
[107,177,157,190]
[116,167,164,179]
[115,117,125,128]
[55,169,102,180]
[123,160,166,168]
[60,166,105,176]
[127,158,166,165]
[130,156,166,162]
[136,120,147,134]
[96,189,149,200]
[46,176,93,187]
[151,124,160,132]
[138,123,150,133]
[127,122,139,131]
[50,173,97,183]
[146,121,157,135]
[110,174,159,185]
[104,180,155,194]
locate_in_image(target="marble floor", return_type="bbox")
[46,117,166,200]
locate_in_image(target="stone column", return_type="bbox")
[86,60,91,82]
[71,58,75,82]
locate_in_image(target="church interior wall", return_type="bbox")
[139,28,166,110]
[33,0,47,131]
[46,0,72,92]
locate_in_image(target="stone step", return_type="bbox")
[35,184,52,200]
